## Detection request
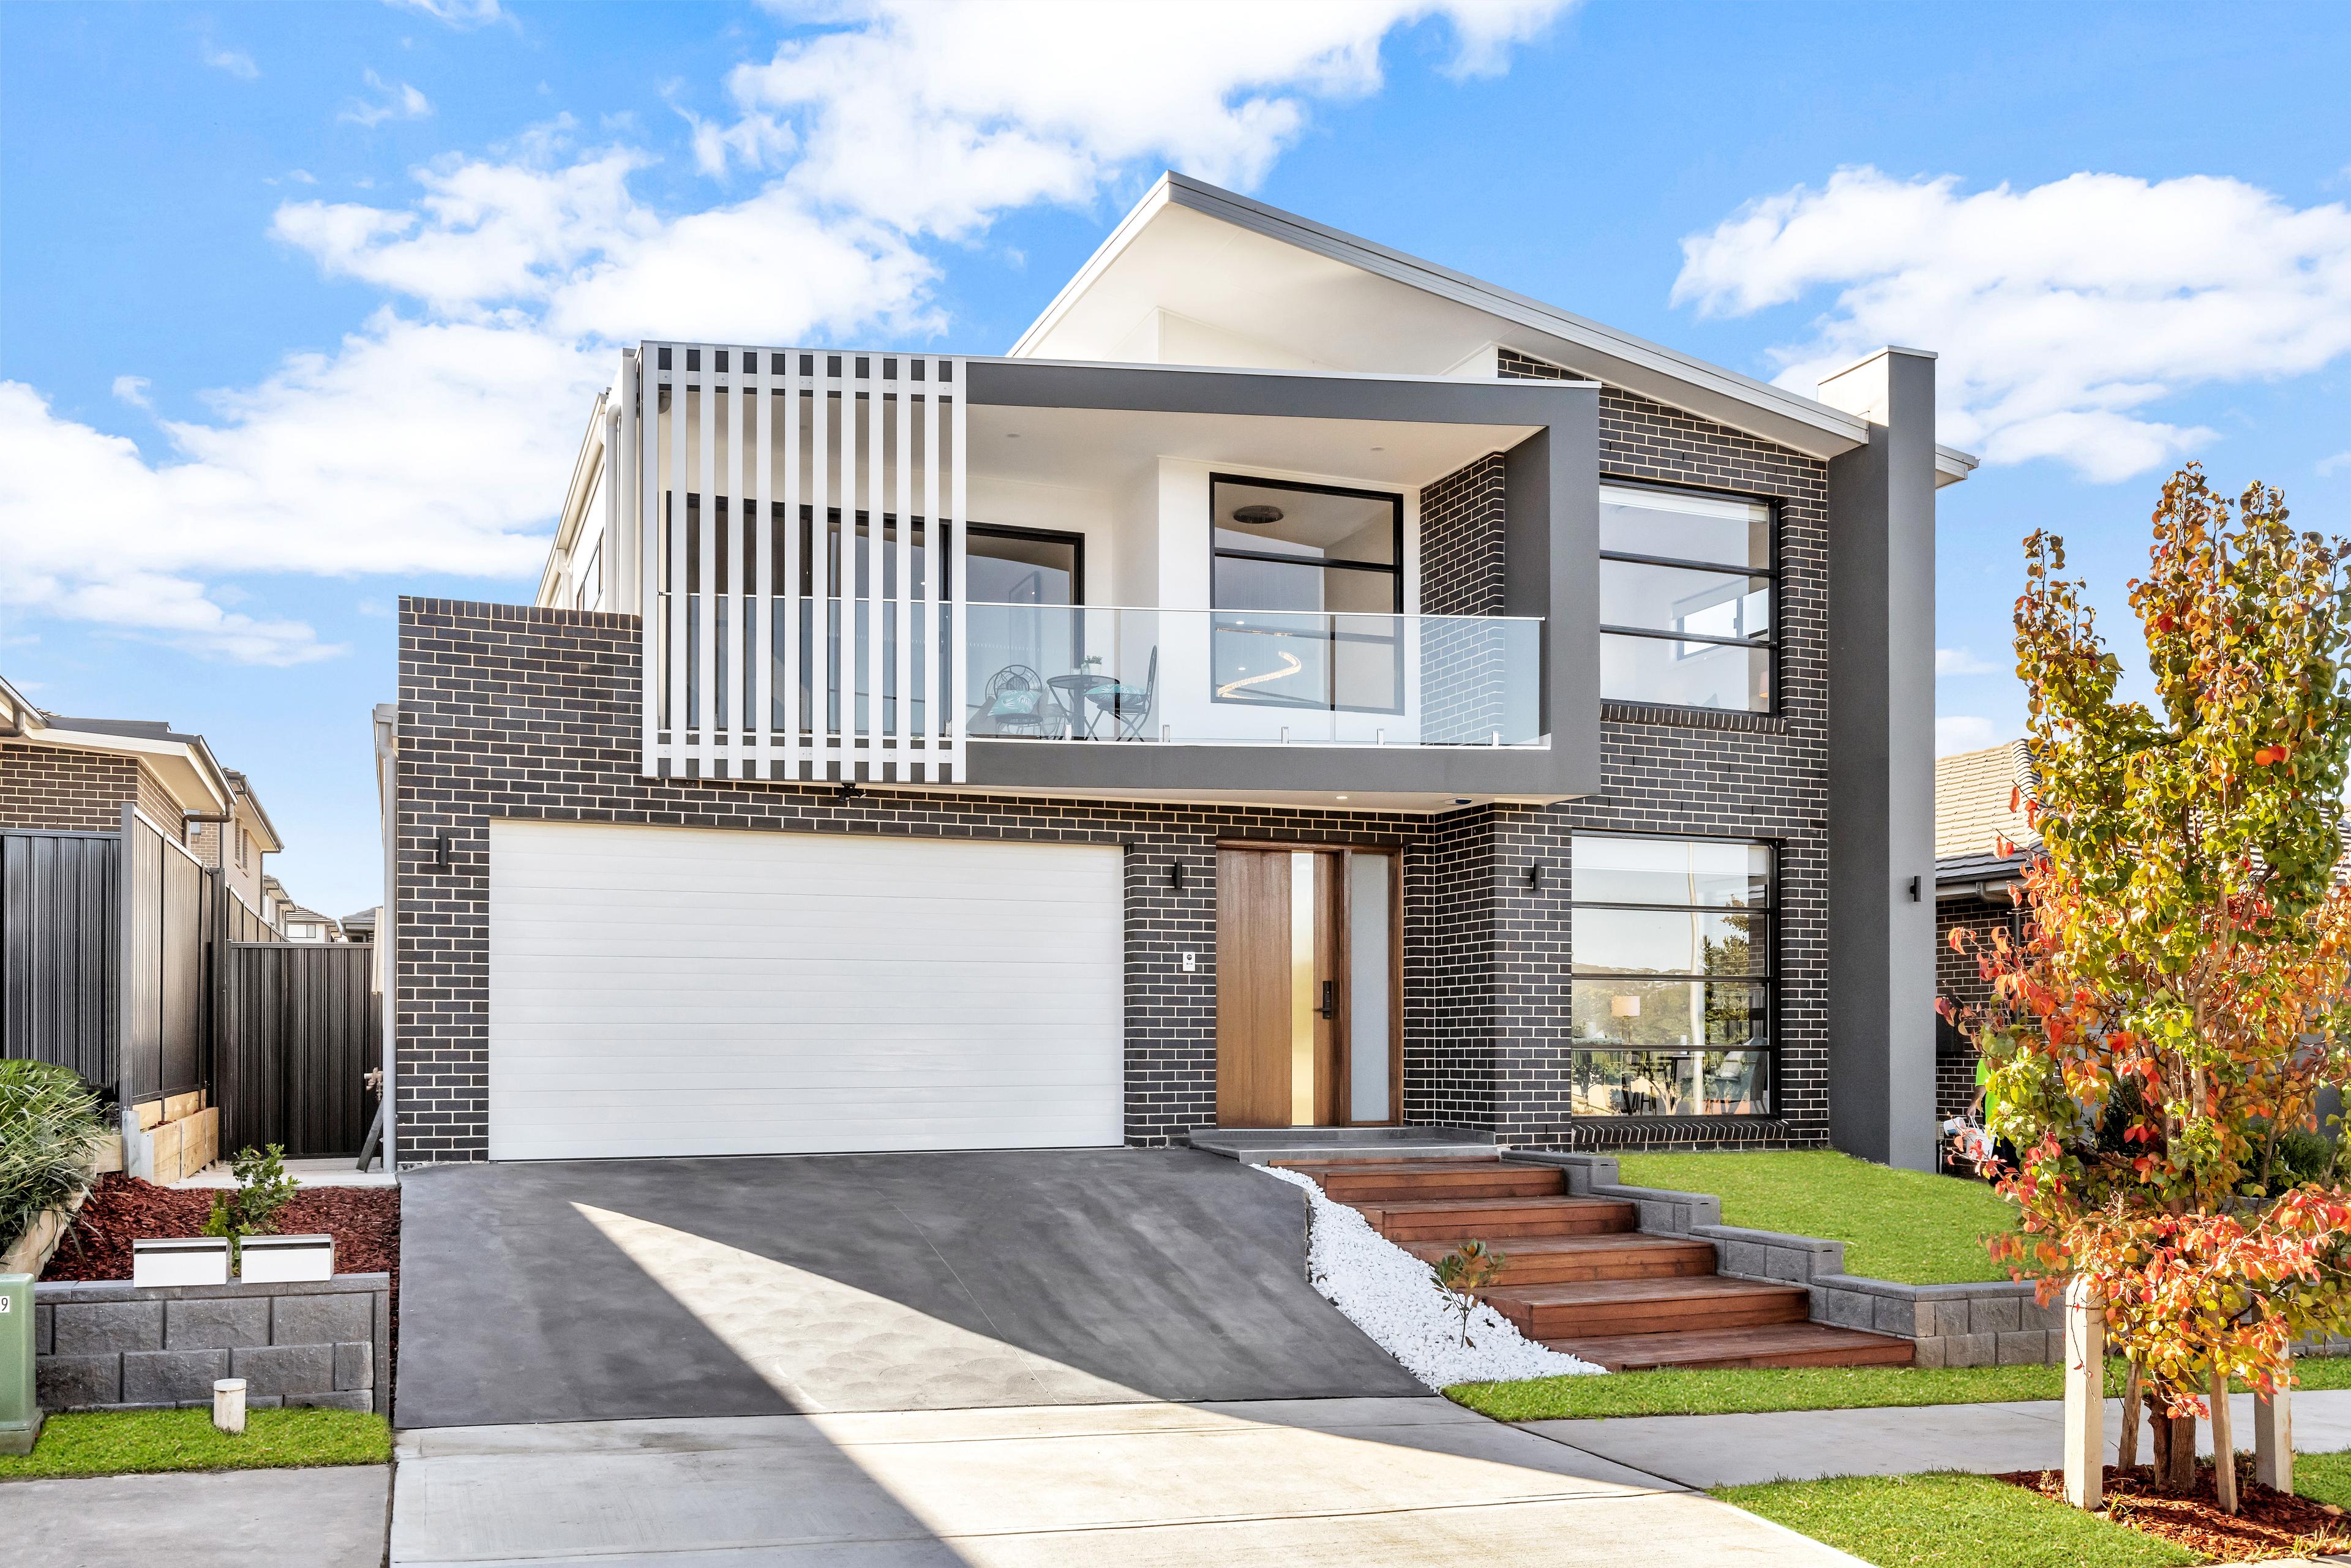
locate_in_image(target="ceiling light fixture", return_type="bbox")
[1232,504,1283,525]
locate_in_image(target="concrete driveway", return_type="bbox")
[390,1400,1859,1566]
[396,1149,1422,1428]
[391,1149,1857,1565]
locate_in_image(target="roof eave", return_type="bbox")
[1015,173,1948,468]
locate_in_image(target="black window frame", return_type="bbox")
[1597,474,1780,717]
[1207,472,1406,715]
[1565,828,1780,1122]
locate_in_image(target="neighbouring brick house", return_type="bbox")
[1932,741,2039,1122]
[1,672,289,932]
[381,174,1978,1171]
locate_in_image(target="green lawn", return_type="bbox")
[1447,1354,2351,1422]
[1714,1474,2202,1567]
[0,1408,390,1481]
[1616,1150,2018,1285]
[2295,1447,2351,1510]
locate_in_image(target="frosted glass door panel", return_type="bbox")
[1348,852,1393,1122]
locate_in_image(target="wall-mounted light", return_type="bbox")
[1526,861,1545,890]
[433,833,453,871]
[1908,875,1921,903]
[1168,861,1187,891]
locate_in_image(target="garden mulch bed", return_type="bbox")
[2001,1463,2351,1562]
[39,1174,402,1374]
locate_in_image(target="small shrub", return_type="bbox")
[0,1060,107,1259]
[201,1145,298,1267]
[1431,1239,1508,1346]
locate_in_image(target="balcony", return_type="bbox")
[617,342,1596,804]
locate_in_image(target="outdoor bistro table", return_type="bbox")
[1047,673,1116,738]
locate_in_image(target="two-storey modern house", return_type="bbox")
[383,174,1972,1170]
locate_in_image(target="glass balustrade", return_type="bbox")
[964,602,1543,746]
[659,599,1545,749]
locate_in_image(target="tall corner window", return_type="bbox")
[1599,482,1774,713]
[1569,833,1774,1118]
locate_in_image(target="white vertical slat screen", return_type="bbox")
[636,343,965,784]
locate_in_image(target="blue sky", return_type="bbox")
[3,0,2347,918]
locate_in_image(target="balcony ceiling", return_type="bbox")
[968,403,1535,493]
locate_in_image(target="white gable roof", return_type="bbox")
[1014,174,1977,486]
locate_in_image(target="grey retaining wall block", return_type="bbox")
[33,1274,390,1415]
[1517,1152,2058,1365]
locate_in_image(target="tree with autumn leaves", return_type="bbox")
[1954,465,2351,1512]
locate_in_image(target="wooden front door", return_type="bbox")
[1215,846,1397,1128]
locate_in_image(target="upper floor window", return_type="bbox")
[1568,833,1774,1119]
[1210,475,1403,713]
[1597,482,1774,713]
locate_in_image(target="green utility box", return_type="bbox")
[0,1274,37,1455]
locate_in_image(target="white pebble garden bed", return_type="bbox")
[1258,1164,1603,1389]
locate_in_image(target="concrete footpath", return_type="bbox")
[0,1465,390,1568]
[390,1397,1863,1566]
[1523,1388,2351,1490]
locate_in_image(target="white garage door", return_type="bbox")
[487,821,1125,1160]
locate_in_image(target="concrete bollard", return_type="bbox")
[212,1378,247,1435]
[2255,1382,2293,1494]
[2062,1278,2105,1510]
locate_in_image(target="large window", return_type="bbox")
[1209,474,1403,713]
[1569,833,1774,1118]
[1599,482,1775,713]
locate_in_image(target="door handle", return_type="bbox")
[1319,980,1336,1019]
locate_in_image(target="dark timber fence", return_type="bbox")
[217,943,380,1157]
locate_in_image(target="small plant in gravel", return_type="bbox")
[1431,1240,1507,1346]
[0,1060,106,1262]
[201,1144,298,1268]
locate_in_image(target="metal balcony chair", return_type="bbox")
[974,665,1067,738]
[1087,648,1158,740]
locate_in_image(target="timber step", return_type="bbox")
[1351,1195,1638,1242]
[1280,1153,1916,1371]
[1272,1157,1565,1203]
[1483,1277,1810,1340]
[1398,1232,1716,1286]
[1546,1322,1918,1372]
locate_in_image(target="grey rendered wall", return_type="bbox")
[1822,350,1940,1171]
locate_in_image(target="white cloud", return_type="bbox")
[0,317,606,664]
[1674,168,2351,483]
[1937,716,2001,755]
[341,70,433,128]
[1936,647,1997,676]
[3,1,1562,663]
[111,375,152,410]
[2320,451,2351,478]
[201,43,258,80]
[710,1,1573,233]
[386,0,506,28]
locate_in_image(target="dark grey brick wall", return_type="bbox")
[1496,348,1831,1151]
[393,357,1837,1160]
[396,598,1449,1161]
